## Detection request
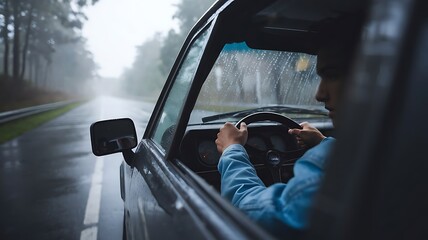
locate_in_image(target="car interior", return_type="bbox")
[175,0,363,191]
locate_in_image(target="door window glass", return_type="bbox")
[151,26,212,152]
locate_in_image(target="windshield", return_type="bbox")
[189,42,326,124]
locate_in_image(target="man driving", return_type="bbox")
[215,14,364,237]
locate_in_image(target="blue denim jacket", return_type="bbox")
[218,137,335,236]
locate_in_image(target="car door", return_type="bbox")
[123,1,275,239]
[124,13,215,240]
[306,0,428,239]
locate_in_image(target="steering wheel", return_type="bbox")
[235,112,307,183]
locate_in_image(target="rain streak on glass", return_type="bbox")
[191,42,322,124]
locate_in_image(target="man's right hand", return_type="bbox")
[215,122,248,154]
[288,122,326,149]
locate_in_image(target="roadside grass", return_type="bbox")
[0,102,82,144]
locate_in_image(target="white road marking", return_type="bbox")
[80,158,104,240]
[80,226,98,240]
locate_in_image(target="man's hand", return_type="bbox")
[215,122,248,154]
[288,122,326,149]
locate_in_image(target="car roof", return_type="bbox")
[215,0,367,54]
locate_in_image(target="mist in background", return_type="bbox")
[116,0,215,100]
[0,0,215,111]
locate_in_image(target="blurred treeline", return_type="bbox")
[120,0,215,100]
[0,0,98,104]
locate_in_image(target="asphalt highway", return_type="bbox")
[0,96,154,240]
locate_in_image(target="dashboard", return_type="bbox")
[179,123,314,190]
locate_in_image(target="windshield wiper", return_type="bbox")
[201,106,327,123]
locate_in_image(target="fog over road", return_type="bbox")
[0,96,154,240]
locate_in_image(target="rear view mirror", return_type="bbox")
[90,118,137,156]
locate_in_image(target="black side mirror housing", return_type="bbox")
[90,118,137,157]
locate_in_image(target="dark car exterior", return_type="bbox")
[91,0,428,239]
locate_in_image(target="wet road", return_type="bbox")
[0,96,154,240]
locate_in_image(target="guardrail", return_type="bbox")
[0,100,78,124]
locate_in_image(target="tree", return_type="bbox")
[48,38,98,93]
[159,0,214,75]
[173,0,214,35]
[0,0,98,83]
[1,0,10,78]
[121,35,164,98]
[20,0,89,85]
[19,0,34,80]
[159,29,183,76]
[123,0,215,99]
[11,0,21,81]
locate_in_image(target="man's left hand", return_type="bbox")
[215,122,248,154]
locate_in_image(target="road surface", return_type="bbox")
[0,96,154,240]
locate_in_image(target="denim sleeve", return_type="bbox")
[218,137,335,234]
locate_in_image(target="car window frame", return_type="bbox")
[164,0,290,162]
[141,0,231,160]
[149,23,215,153]
[141,0,282,162]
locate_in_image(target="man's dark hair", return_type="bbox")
[315,12,367,71]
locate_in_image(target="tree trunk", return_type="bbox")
[3,0,10,78]
[42,60,51,88]
[20,2,34,81]
[12,0,21,81]
[28,52,34,83]
[34,54,40,87]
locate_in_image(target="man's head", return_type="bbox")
[314,14,364,126]
[315,44,351,126]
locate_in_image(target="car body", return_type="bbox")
[90,0,428,239]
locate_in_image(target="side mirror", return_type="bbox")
[90,118,137,159]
